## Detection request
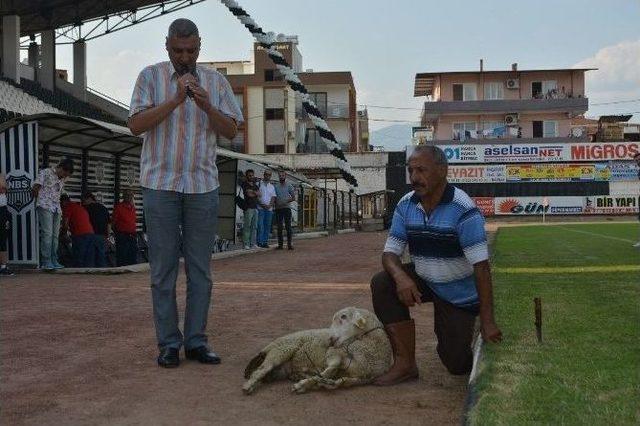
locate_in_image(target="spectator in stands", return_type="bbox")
[32,158,74,270]
[257,169,276,248]
[274,170,296,250]
[241,169,260,249]
[0,173,14,276]
[370,146,501,385]
[61,194,97,268]
[128,19,243,368]
[112,189,138,266]
[81,191,110,267]
[634,152,640,248]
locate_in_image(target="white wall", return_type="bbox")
[247,86,264,154]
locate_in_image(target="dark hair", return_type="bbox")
[60,193,70,203]
[245,169,255,175]
[58,158,75,174]
[411,145,448,166]
[168,19,199,38]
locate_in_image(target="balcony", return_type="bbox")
[300,104,350,120]
[421,97,588,120]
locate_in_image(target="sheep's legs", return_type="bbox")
[243,352,290,394]
[292,357,341,394]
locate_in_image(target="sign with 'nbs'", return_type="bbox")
[6,170,34,213]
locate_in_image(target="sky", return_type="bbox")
[45,0,640,131]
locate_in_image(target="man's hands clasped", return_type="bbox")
[174,74,213,113]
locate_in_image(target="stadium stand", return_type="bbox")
[0,77,125,125]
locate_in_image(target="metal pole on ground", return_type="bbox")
[534,297,542,343]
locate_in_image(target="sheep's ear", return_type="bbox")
[354,313,367,329]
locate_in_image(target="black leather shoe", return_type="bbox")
[157,347,180,368]
[185,346,221,364]
[287,245,294,250]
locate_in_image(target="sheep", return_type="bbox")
[242,307,392,394]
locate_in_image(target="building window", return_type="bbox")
[453,83,477,101]
[543,120,558,138]
[266,145,285,153]
[484,82,504,100]
[309,92,328,117]
[265,69,283,81]
[532,80,557,99]
[217,67,227,75]
[533,121,543,137]
[302,129,328,153]
[482,121,505,138]
[453,122,477,140]
[265,108,284,120]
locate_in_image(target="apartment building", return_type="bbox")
[201,36,366,155]
[414,62,595,141]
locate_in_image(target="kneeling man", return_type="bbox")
[371,146,502,385]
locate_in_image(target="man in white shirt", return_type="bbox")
[256,169,276,248]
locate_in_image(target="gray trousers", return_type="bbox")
[143,188,219,351]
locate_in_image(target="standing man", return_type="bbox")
[81,191,110,267]
[128,19,243,368]
[370,146,501,385]
[256,169,276,248]
[274,170,296,250]
[61,194,97,267]
[32,158,74,270]
[634,152,640,248]
[0,173,14,276]
[112,189,139,266]
[241,169,260,250]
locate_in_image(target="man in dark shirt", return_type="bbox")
[241,169,260,249]
[61,194,97,267]
[82,191,111,267]
[112,189,139,266]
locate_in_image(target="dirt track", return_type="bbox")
[1,232,468,425]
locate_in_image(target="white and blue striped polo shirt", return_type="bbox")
[384,185,489,309]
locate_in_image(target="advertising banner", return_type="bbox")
[607,162,640,181]
[494,197,585,215]
[432,141,640,164]
[448,165,506,183]
[473,197,495,216]
[505,164,603,182]
[583,195,639,214]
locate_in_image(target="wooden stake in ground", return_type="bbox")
[534,297,542,343]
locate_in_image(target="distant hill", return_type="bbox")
[369,124,415,152]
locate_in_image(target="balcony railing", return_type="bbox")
[422,97,588,116]
[300,104,349,120]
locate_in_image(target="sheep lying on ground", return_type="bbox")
[243,307,392,394]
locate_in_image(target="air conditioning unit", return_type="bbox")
[504,113,519,125]
[506,79,520,89]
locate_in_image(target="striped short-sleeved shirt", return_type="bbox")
[129,61,244,194]
[384,184,489,309]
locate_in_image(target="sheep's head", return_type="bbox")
[329,307,375,347]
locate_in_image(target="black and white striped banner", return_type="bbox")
[219,0,359,189]
[0,122,39,265]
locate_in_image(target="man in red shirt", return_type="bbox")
[61,194,97,267]
[112,189,138,266]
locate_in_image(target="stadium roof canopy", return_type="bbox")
[0,0,203,37]
[0,112,319,186]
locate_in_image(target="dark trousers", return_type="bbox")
[71,234,97,268]
[94,235,108,267]
[275,207,292,247]
[370,263,477,375]
[115,232,138,266]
